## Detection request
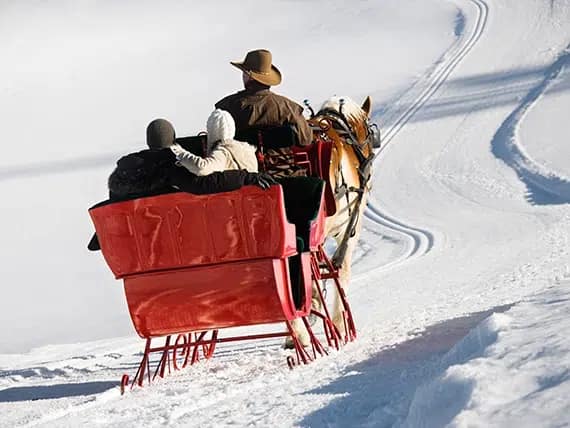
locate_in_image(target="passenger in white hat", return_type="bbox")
[170,109,258,176]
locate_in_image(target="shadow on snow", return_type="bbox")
[0,153,118,182]
[378,58,570,127]
[490,48,570,205]
[299,304,512,428]
[0,381,116,402]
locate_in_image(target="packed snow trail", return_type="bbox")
[400,282,570,428]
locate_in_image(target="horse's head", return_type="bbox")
[313,96,378,159]
[310,95,378,176]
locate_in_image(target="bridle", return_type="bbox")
[315,107,375,186]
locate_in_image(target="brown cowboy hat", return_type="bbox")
[230,49,282,86]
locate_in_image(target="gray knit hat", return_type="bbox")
[146,118,176,149]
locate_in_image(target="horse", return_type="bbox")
[246,95,378,346]
[307,95,377,334]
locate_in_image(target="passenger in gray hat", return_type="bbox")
[88,118,275,251]
[108,118,272,200]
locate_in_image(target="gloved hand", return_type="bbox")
[169,143,185,160]
[87,233,101,251]
[245,172,278,190]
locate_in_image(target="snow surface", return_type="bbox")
[1,0,570,426]
[401,283,570,428]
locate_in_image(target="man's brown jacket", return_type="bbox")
[215,86,312,146]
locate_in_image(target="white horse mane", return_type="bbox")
[320,96,367,123]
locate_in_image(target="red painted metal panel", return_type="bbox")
[308,192,327,251]
[293,140,336,216]
[123,257,311,337]
[298,252,313,315]
[90,186,297,278]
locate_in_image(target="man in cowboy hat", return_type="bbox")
[215,49,312,148]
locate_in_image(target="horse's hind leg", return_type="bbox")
[332,200,365,339]
[332,235,356,332]
[285,317,310,348]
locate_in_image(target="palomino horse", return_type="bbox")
[308,95,377,333]
[257,95,378,346]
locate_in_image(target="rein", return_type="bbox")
[315,109,375,268]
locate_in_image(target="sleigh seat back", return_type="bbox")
[238,125,336,216]
[89,186,313,338]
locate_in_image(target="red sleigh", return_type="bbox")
[89,135,355,393]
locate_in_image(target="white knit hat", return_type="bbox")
[207,109,236,149]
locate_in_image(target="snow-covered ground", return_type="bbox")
[401,282,570,428]
[1,0,569,426]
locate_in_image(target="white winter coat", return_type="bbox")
[170,109,258,176]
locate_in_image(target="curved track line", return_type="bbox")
[379,0,488,150]
[364,202,434,268]
[362,0,489,270]
[491,47,570,205]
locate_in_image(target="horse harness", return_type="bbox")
[314,108,376,268]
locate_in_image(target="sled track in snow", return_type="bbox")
[378,0,489,150]
[491,46,570,205]
[363,0,489,269]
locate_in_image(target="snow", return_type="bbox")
[402,283,570,428]
[518,49,570,179]
[1,0,570,426]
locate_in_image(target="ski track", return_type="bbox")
[362,0,489,272]
[360,202,434,275]
[378,0,488,149]
[491,45,570,205]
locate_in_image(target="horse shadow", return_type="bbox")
[298,304,512,428]
[0,381,117,402]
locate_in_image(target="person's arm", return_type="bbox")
[169,167,277,194]
[169,168,246,194]
[293,104,313,146]
[170,144,228,176]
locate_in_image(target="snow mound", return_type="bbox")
[401,284,570,427]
